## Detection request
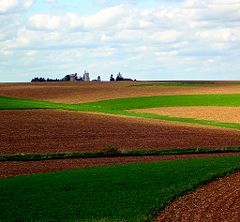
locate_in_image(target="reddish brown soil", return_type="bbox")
[132,106,240,124]
[0,81,239,104]
[156,172,240,222]
[1,153,240,178]
[1,110,240,155]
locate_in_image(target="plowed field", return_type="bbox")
[1,110,240,155]
[156,172,240,222]
[0,81,239,103]
[132,106,240,124]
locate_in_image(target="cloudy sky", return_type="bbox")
[0,0,240,82]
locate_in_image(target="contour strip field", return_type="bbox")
[0,81,240,104]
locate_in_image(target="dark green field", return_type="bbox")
[1,156,240,222]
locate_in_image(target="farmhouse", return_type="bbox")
[69,71,91,82]
[69,74,77,82]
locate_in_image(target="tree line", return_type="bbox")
[110,72,135,81]
[31,74,80,82]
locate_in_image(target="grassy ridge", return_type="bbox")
[1,94,240,129]
[1,156,240,222]
[1,147,240,161]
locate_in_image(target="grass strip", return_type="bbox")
[1,147,240,161]
[1,156,240,222]
[130,81,214,87]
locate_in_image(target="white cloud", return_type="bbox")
[84,5,128,29]
[28,14,62,31]
[0,0,33,14]
[149,30,180,43]
[197,29,239,42]
[27,5,133,32]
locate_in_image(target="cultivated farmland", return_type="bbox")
[1,81,240,222]
[132,106,240,123]
[0,81,239,103]
[1,110,240,155]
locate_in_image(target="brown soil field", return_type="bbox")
[1,153,240,178]
[132,106,240,124]
[1,110,240,155]
[156,172,240,222]
[0,81,239,103]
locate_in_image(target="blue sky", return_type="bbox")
[0,0,240,82]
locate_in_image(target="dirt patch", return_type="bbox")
[1,153,240,178]
[0,81,239,104]
[156,172,240,222]
[1,110,240,155]
[132,106,240,124]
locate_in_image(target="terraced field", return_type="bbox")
[1,81,240,222]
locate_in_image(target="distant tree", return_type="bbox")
[116,72,124,81]
[39,77,46,82]
[62,75,70,81]
[31,77,46,82]
[110,74,115,81]
[31,77,39,82]
[114,72,134,81]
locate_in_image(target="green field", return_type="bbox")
[1,94,240,129]
[0,96,60,110]
[1,156,240,222]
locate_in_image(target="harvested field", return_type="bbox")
[1,110,240,155]
[1,153,240,178]
[156,172,240,222]
[0,81,240,103]
[132,106,240,124]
